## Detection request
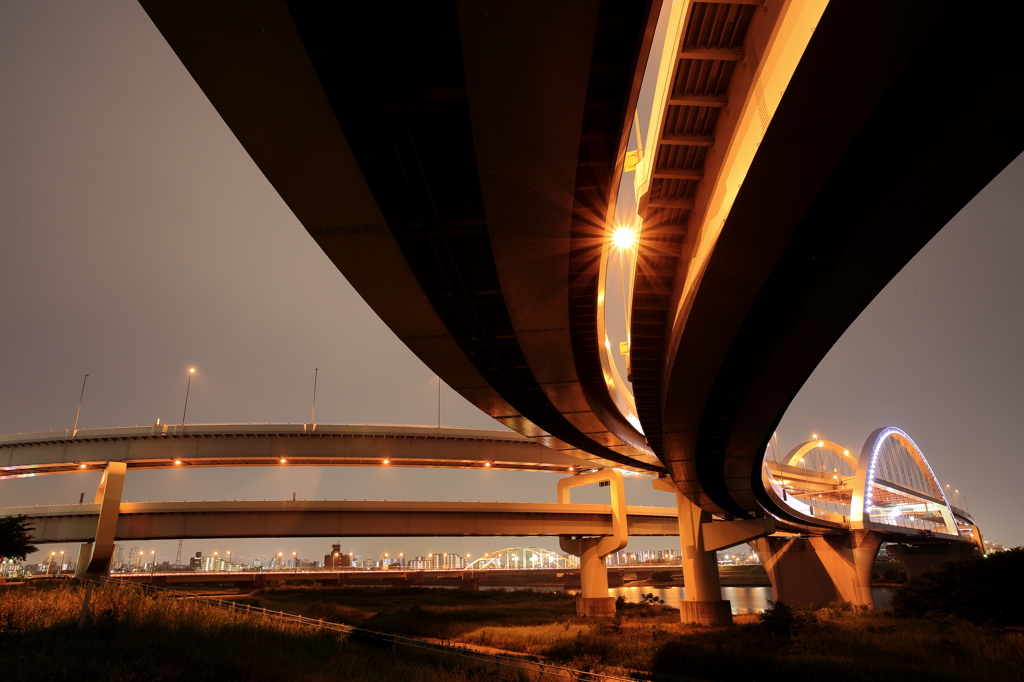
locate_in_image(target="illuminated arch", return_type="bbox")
[466,546,578,570]
[783,438,858,472]
[763,437,858,527]
[850,427,958,536]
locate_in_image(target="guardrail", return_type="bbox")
[98,577,641,681]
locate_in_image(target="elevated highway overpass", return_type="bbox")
[1,423,981,614]
[136,0,1024,519]
[0,423,593,479]
[7,499,680,543]
[73,0,1021,621]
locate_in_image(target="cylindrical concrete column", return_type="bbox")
[574,537,615,616]
[579,537,609,596]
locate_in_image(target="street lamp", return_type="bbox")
[59,551,65,575]
[49,552,56,577]
[138,551,144,572]
[181,367,196,425]
[277,552,283,571]
[151,550,156,576]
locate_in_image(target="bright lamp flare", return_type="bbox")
[611,226,637,250]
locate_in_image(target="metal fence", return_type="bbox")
[98,577,643,682]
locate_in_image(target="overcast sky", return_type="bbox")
[2,1,1022,567]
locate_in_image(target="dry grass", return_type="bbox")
[461,605,1024,682]
[0,580,518,681]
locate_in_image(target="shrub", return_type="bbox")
[652,571,673,583]
[758,600,817,637]
[890,548,1024,627]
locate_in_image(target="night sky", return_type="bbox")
[2,1,1022,567]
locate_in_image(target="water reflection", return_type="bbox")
[609,586,895,615]
[483,585,895,614]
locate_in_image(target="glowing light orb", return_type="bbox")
[610,226,637,250]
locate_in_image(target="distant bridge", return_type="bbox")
[5,499,679,542]
[0,423,615,479]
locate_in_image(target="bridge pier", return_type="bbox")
[77,462,126,577]
[73,542,94,579]
[750,529,883,608]
[654,478,773,625]
[886,541,977,577]
[558,470,628,616]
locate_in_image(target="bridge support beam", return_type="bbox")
[886,541,977,577]
[750,529,883,608]
[80,462,127,576]
[558,470,628,616]
[654,477,773,625]
[73,542,94,579]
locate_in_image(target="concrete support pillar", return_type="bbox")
[750,529,883,608]
[674,487,732,625]
[557,470,627,616]
[83,462,127,576]
[73,542,94,579]
[886,541,977,577]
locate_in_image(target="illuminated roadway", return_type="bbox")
[5,499,679,542]
[136,1,1024,527]
[0,423,618,479]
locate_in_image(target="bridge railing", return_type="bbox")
[97,577,635,681]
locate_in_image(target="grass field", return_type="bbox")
[4,580,1022,681]
[252,584,1024,682]
[0,581,521,681]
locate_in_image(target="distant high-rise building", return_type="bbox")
[188,552,228,572]
[127,546,141,570]
[112,545,126,571]
[323,544,351,569]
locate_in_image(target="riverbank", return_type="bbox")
[3,580,1021,681]
[248,584,1023,681]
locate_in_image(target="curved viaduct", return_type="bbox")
[137,0,1024,518]
[113,0,1024,621]
[4,500,679,543]
[0,424,596,479]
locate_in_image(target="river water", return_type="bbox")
[488,585,895,615]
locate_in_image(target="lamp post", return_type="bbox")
[59,551,66,576]
[226,551,232,570]
[49,552,56,577]
[72,374,89,437]
[399,553,404,569]
[138,551,144,572]
[151,550,156,576]
[181,367,196,425]
[277,552,283,571]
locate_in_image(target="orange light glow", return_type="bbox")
[279,458,287,464]
[383,459,390,465]
[611,226,637,250]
